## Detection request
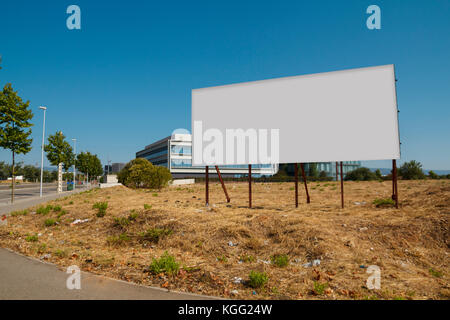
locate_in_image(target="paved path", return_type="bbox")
[0,186,91,215]
[0,248,215,300]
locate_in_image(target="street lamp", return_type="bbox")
[39,106,47,197]
[72,138,76,190]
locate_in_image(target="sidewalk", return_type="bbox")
[0,186,92,215]
[0,248,215,300]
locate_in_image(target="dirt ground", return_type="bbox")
[0,179,448,300]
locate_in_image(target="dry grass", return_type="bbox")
[0,179,449,300]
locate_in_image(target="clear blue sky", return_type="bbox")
[1,0,449,170]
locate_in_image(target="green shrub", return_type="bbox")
[139,228,172,243]
[106,233,130,246]
[52,205,62,212]
[143,203,151,209]
[57,210,67,218]
[429,268,443,278]
[54,249,68,258]
[93,201,108,217]
[239,254,256,263]
[148,251,179,276]
[113,217,130,228]
[313,281,328,295]
[217,255,228,263]
[117,158,172,189]
[271,254,289,267]
[25,234,38,242]
[44,218,56,227]
[10,209,29,216]
[36,205,53,215]
[345,167,377,181]
[128,210,139,221]
[37,243,47,254]
[399,160,426,180]
[373,198,395,207]
[248,271,269,288]
[152,193,158,197]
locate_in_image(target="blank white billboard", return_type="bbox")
[192,64,400,166]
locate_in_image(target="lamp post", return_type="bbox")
[72,139,76,190]
[39,106,47,197]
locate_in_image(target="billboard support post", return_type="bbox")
[300,163,310,204]
[392,159,399,209]
[205,166,209,206]
[340,161,344,208]
[215,166,230,203]
[248,164,252,208]
[294,164,299,208]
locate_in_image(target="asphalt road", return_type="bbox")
[0,248,214,300]
[0,183,68,204]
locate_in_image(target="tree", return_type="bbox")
[76,151,103,182]
[308,163,319,178]
[0,83,33,203]
[151,166,172,190]
[118,158,172,189]
[344,167,377,181]
[22,165,40,182]
[44,131,74,192]
[87,152,103,180]
[398,160,425,180]
[428,170,438,179]
[375,169,383,180]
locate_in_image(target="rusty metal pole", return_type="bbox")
[215,166,230,203]
[392,160,399,209]
[248,164,252,208]
[205,166,209,206]
[300,163,310,204]
[340,161,344,209]
[294,163,299,208]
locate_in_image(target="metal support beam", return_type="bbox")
[215,166,230,203]
[294,163,299,207]
[340,161,344,209]
[392,159,399,209]
[248,164,252,208]
[300,163,310,204]
[205,166,209,206]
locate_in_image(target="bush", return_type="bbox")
[139,228,172,243]
[399,160,425,180]
[52,205,62,212]
[248,271,269,288]
[428,170,439,179]
[344,167,377,181]
[271,254,289,267]
[10,209,29,216]
[144,203,151,209]
[93,202,108,217]
[44,218,56,227]
[106,233,130,246]
[373,198,395,207]
[148,251,179,276]
[25,234,38,242]
[118,158,172,189]
[36,205,53,215]
[313,281,328,295]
